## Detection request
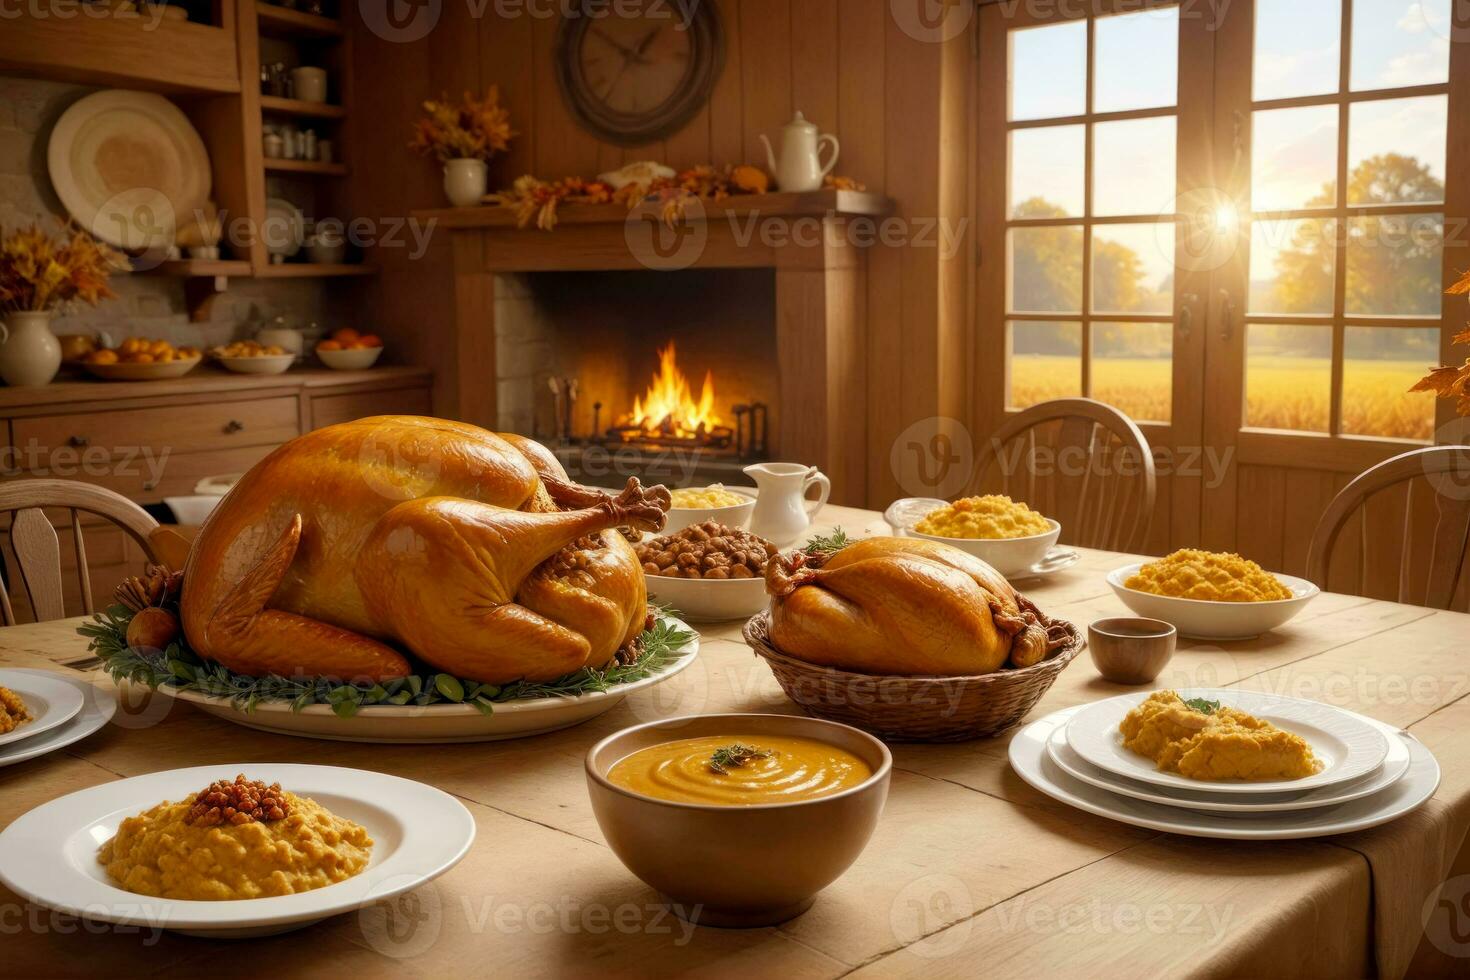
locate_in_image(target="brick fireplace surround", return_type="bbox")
[416,190,892,505]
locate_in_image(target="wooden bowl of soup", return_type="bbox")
[586,713,891,928]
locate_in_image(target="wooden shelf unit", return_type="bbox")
[264,158,349,176]
[255,5,346,39]
[140,259,254,278]
[259,95,349,119]
[256,263,377,278]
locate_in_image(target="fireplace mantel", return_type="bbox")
[420,189,895,504]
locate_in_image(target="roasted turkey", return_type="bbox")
[764,537,1067,675]
[181,417,670,684]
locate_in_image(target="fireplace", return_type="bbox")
[422,189,888,502]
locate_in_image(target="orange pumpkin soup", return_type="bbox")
[608,735,873,806]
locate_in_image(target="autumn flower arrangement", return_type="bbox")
[0,223,123,316]
[1410,269,1470,416]
[408,87,515,163]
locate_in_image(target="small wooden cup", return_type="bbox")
[1088,617,1176,685]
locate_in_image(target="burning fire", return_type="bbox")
[625,342,722,438]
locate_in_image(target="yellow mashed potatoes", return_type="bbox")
[670,485,747,509]
[0,686,31,735]
[914,495,1051,540]
[1120,691,1321,782]
[99,789,372,900]
[1126,549,1291,602]
[609,734,872,805]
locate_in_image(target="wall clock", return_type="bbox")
[554,0,724,147]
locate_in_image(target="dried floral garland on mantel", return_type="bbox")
[484,162,867,231]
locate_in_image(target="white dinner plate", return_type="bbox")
[1065,689,1389,795]
[1107,563,1318,640]
[1046,716,1412,813]
[0,764,475,938]
[0,670,86,747]
[1011,706,1440,840]
[144,619,699,743]
[0,669,114,768]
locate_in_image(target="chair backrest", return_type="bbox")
[968,398,1157,553]
[1306,446,1470,610]
[0,479,160,625]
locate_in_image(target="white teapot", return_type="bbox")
[759,111,840,193]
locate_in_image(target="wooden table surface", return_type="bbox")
[3,504,1468,978]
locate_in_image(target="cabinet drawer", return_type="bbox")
[26,445,278,505]
[311,388,431,430]
[12,396,300,466]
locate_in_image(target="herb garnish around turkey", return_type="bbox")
[81,606,694,719]
[801,528,851,560]
[1182,696,1221,715]
[708,743,775,775]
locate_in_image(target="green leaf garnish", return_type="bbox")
[801,528,851,559]
[708,743,775,775]
[1182,696,1221,715]
[79,604,694,715]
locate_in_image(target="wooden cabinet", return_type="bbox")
[1,366,432,619]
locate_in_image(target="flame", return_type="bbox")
[625,342,721,438]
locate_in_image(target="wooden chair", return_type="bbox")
[0,479,160,626]
[1306,446,1470,610]
[968,398,1157,552]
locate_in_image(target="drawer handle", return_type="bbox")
[143,480,158,491]
[224,420,245,434]
[68,435,89,448]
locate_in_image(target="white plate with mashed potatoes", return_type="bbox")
[1065,688,1389,795]
[884,496,1076,579]
[1108,553,1318,640]
[0,764,474,939]
[662,485,758,536]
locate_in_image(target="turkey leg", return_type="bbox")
[200,514,413,681]
[542,473,673,519]
[354,478,666,681]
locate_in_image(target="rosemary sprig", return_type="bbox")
[80,604,694,719]
[801,527,851,560]
[708,743,775,775]
[1182,696,1221,715]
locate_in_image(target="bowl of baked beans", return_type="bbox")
[635,521,776,622]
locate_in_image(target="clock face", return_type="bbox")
[556,1,724,147]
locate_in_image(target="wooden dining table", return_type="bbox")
[2,503,1468,978]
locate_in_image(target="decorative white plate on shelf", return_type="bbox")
[1064,688,1389,795]
[0,764,474,939]
[0,669,86,748]
[263,197,304,258]
[0,669,116,769]
[148,620,699,743]
[1046,715,1412,813]
[1107,563,1319,640]
[48,91,212,250]
[883,498,1078,579]
[1010,705,1440,840]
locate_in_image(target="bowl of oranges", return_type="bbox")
[210,340,295,376]
[84,337,202,381]
[315,327,383,370]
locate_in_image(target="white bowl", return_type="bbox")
[163,494,223,525]
[662,489,757,536]
[317,346,383,370]
[1106,563,1319,641]
[215,353,294,375]
[644,573,769,623]
[884,497,1063,577]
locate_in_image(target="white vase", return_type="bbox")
[443,158,488,207]
[0,311,62,387]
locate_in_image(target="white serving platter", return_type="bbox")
[147,619,699,743]
[0,764,474,939]
[1010,705,1439,841]
[0,669,86,748]
[1107,563,1318,640]
[1064,688,1389,795]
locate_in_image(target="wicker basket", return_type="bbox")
[742,613,1085,742]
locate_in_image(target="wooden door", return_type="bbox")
[1202,0,1470,586]
[975,1,1215,554]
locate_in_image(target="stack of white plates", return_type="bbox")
[0,669,115,769]
[1009,688,1440,839]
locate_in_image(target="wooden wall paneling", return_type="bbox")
[480,11,537,183]
[452,235,499,429]
[1359,483,1410,601]
[737,0,794,165]
[789,0,839,137]
[1280,468,1341,576]
[531,13,602,176]
[1234,464,1285,571]
[706,0,745,165]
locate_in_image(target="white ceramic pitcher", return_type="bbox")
[744,462,831,548]
[758,111,840,193]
